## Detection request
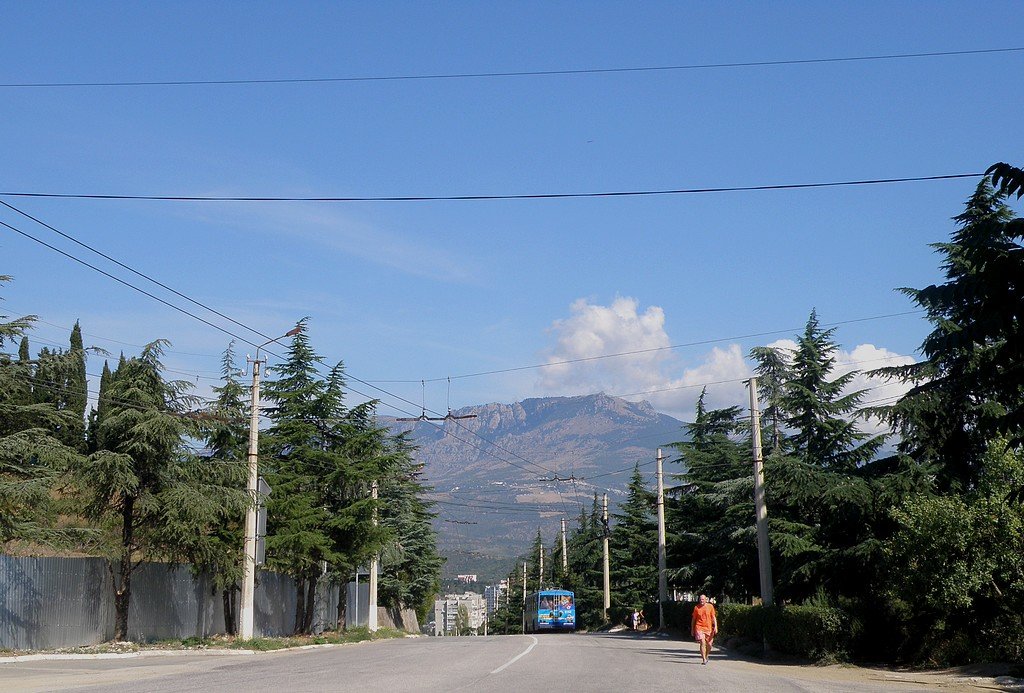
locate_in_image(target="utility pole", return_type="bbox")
[539,546,544,588]
[522,561,527,633]
[239,355,263,640]
[560,517,568,573]
[656,448,667,629]
[368,480,379,632]
[749,377,775,607]
[239,327,300,640]
[602,493,610,620]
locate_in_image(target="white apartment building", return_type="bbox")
[484,580,507,616]
[433,592,486,636]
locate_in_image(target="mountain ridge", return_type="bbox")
[380,392,688,562]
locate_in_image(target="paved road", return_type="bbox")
[0,632,996,692]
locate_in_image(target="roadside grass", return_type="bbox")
[157,627,407,651]
[0,628,408,657]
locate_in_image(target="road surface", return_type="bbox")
[0,631,1006,692]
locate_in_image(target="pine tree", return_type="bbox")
[564,494,607,629]
[262,322,392,633]
[378,435,443,625]
[749,346,791,452]
[668,390,758,599]
[609,465,658,610]
[71,339,237,640]
[754,312,894,601]
[184,342,251,634]
[879,178,1024,490]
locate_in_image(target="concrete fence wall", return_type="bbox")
[0,555,340,650]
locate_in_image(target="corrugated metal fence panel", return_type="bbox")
[345,582,369,629]
[254,569,297,637]
[0,556,340,649]
[0,555,112,650]
[128,563,226,643]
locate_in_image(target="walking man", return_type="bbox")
[691,594,718,665]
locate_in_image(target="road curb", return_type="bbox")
[0,639,392,663]
[0,649,258,663]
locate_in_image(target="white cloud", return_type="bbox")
[535,297,750,419]
[536,298,917,428]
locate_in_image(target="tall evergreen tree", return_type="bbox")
[563,494,606,629]
[66,321,88,449]
[262,322,391,633]
[72,340,237,640]
[755,312,893,602]
[878,178,1024,490]
[668,390,757,599]
[0,277,82,545]
[87,360,112,453]
[378,435,443,625]
[609,465,658,609]
[183,342,251,634]
[749,346,791,452]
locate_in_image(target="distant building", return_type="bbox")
[456,574,478,584]
[433,593,486,636]
[484,580,508,616]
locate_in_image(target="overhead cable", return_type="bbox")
[0,172,983,203]
[2,46,1020,88]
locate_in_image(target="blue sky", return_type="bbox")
[2,1,1023,427]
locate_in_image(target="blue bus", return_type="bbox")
[524,589,575,632]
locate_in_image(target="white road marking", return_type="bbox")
[490,635,539,674]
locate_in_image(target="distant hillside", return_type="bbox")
[380,393,687,565]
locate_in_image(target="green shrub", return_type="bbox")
[642,600,693,630]
[716,603,850,661]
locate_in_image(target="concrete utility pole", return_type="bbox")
[656,448,667,629]
[560,517,568,573]
[602,493,610,619]
[749,377,775,607]
[539,546,544,588]
[239,326,300,640]
[368,480,379,632]
[522,561,527,633]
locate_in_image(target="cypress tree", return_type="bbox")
[66,321,87,450]
[0,277,82,545]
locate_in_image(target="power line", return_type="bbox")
[19,313,223,360]
[0,200,275,350]
[0,217,263,351]
[0,173,983,203]
[0,207,575,500]
[16,305,919,391]
[2,46,1020,88]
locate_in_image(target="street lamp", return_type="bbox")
[239,326,301,640]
